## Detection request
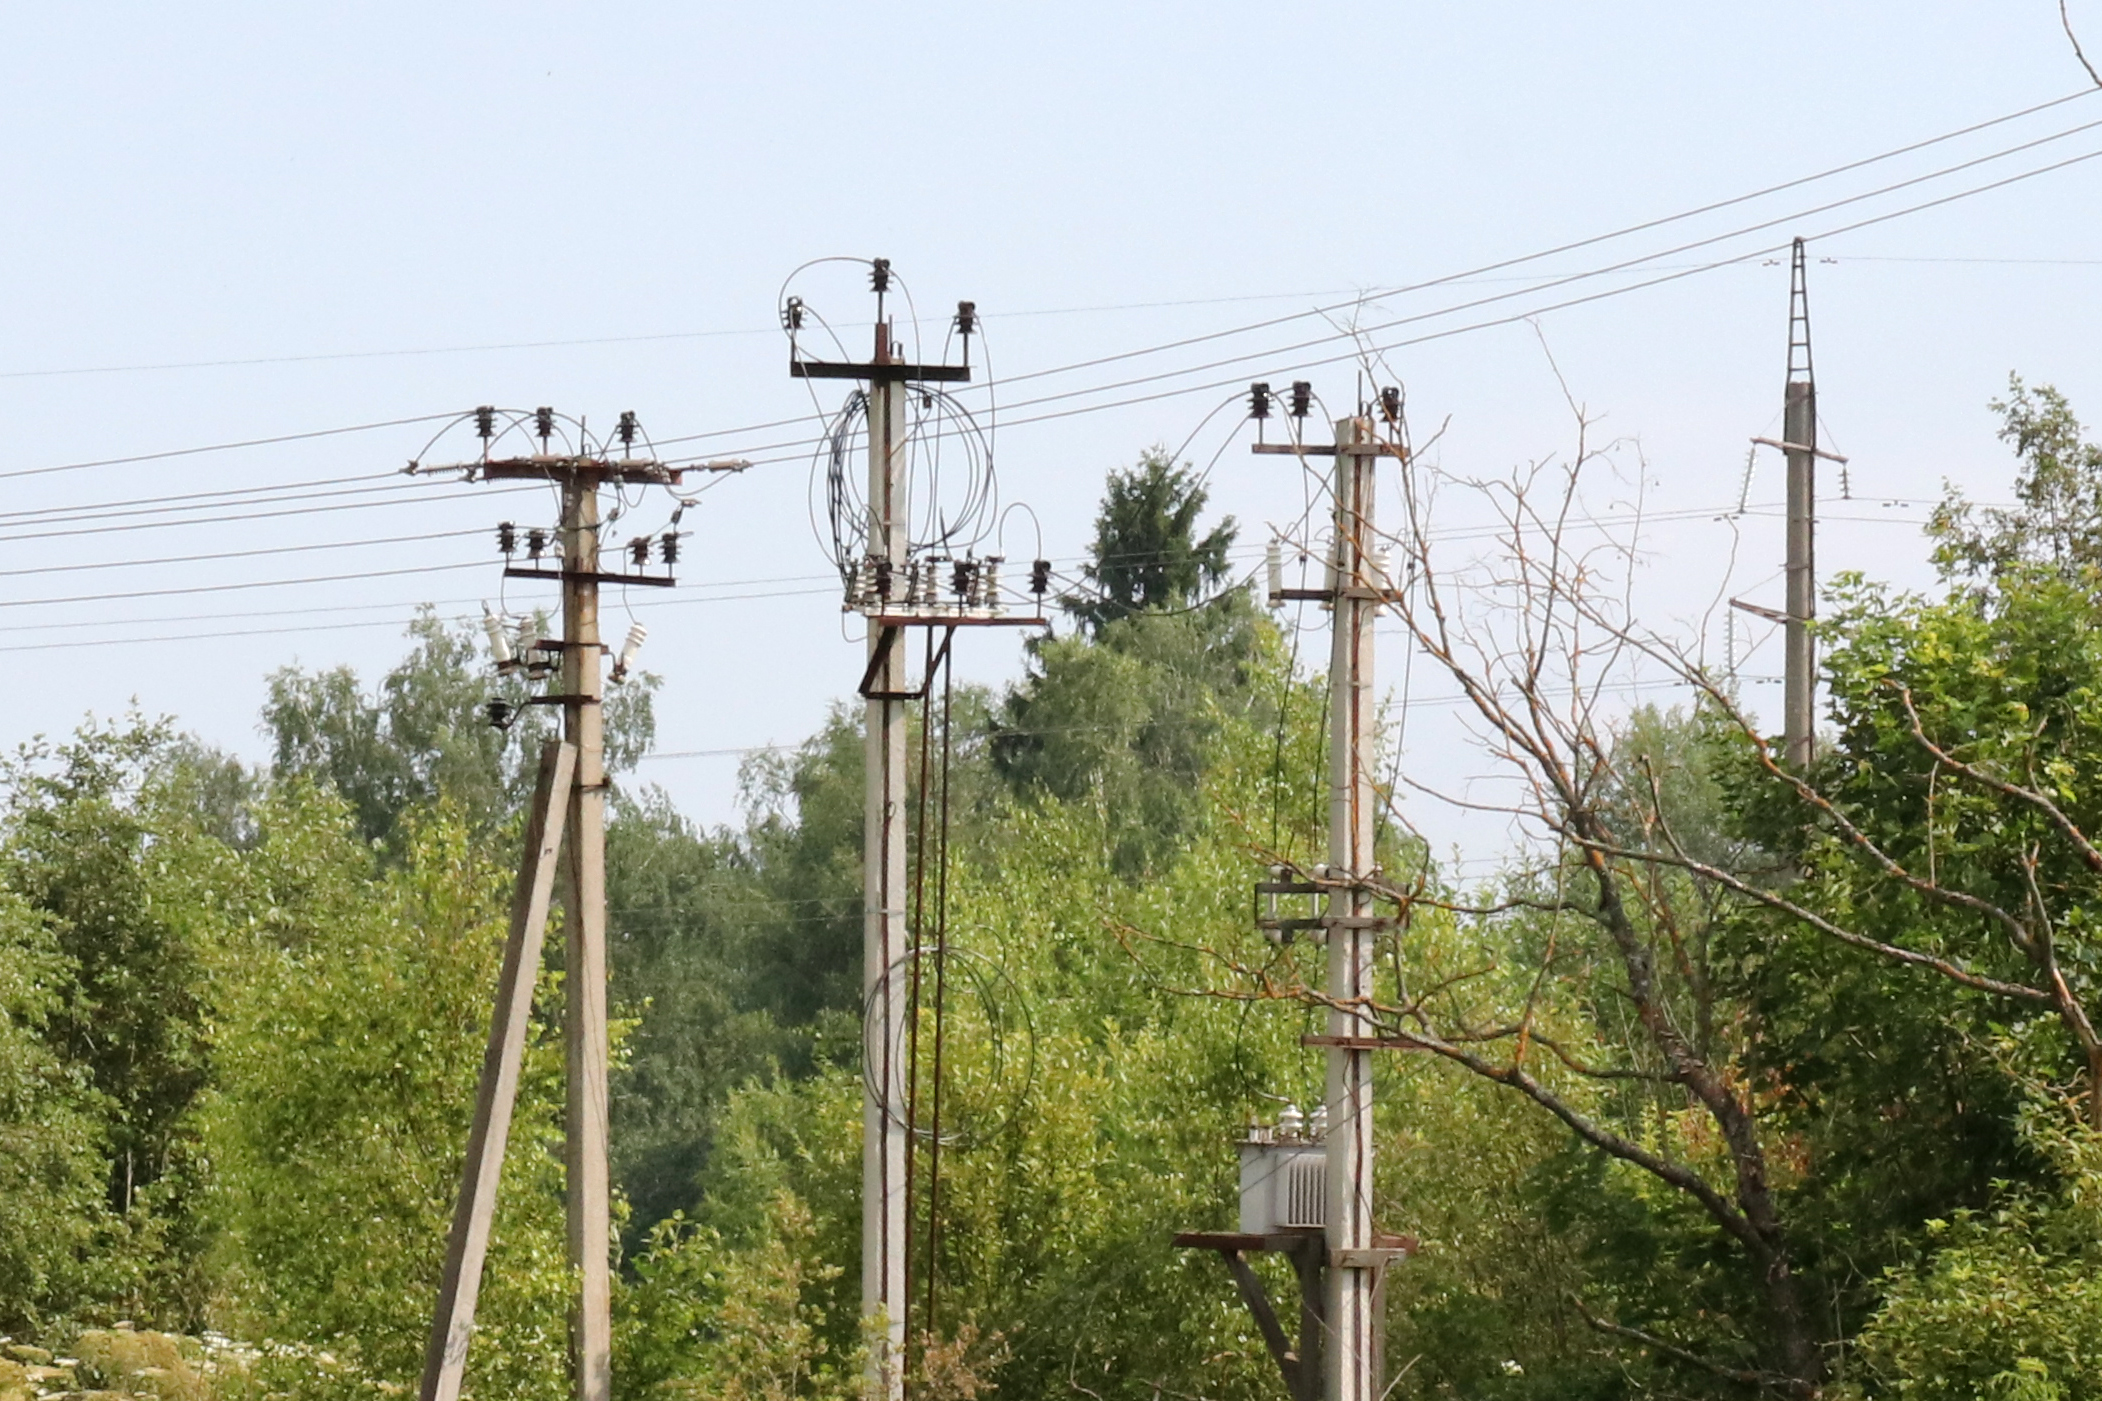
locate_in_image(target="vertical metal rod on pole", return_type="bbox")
[864,321,911,1401]
[1782,239,1816,769]
[1325,415,1380,1401]
[562,477,613,1401]
[419,739,576,1401]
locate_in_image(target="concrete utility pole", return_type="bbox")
[863,319,913,1398]
[788,266,978,1401]
[416,412,688,1401]
[558,469,615,1401]
[1323,413,1382,1401]
[1186,395,1412,1401]
[1736,242,1845,764]
[1782,238,1816,769]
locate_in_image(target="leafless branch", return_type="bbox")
[1567,1295,1803,1395]
[1583,832,2052,1004]
[2066,0,2102,87]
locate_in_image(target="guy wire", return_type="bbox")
[902,626,938,1373]
[923,636,958,1357]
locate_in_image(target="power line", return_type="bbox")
[0,583,849,650]
[0,471,391,521]
[0,91,2088,513]
[0,484,537,546]
[647,145,2102,478]
[634,89,2102,458]
[709,140,2102,457]
[0,411,463,483]
[2,95,2085,520]
[977,92,2102,398]
[0,559,489,610]
[0,527,486,581]
[780,125,2102,447]
[0,289,1412,384]
[0,493,1956,643]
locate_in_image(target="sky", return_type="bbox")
[3,2,2101,856]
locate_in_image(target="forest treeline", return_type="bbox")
[3,388,2102,1400]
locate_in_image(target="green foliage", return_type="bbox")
[1711,383,2102,1383]
[1844,1107,2102,1398]
[1930,376,2102,584]
[995,592,1270,876]
[731,708,870,1029]
[0,888,119,1334]
[22,417,2102,1400]
[264,610,657,848]
[1788,566,2102,1103]
[1065,448,1237,635]
[608,787,803,1240]
[0,717,233,1327]
[200,783,571,1399]
[618,1098,860,1401]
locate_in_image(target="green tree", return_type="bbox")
[996,450,1268,876]
[1843,1105,2102,1399]
[264,610,657,848]
[1065,449,1237,635]
[1930,375,2102,584]
[202,783,571,1399]
[0,717,235,1327]
[0,888,122,1335]
[608,787,800,1243]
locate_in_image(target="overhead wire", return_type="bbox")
[958,86,2102,396]
[0,469,415,523]
[10,93,2085,537]
[0,411,463,482]
[0,483,537,546]
[701,136,2102,468]
[699,125,2102,463]
[0,560,491,611]
[0,85,2074,526]
[0,490,1969,648]
[6,98,2086,676]
[0,527,488,582]
[615,89,2102,464]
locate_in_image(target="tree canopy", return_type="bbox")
[1064,448,1237,634]
[5,405,2102,1399]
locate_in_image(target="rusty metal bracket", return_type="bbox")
[478,456,682,486]
[791,358,970,383]
[1729,596,1794,625]
[1173,1231,1326,1401]
[862,612,1048,629]
[503,567,676,589]
[1269,586,1403,604]
[857,626,957,701]
[1251,442,1409,460]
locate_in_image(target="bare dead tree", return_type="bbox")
[1584,625,2102,1135]
[1112,398,1826,1391]
[1126,334,2102,1389]
[1371,421,1823,1393]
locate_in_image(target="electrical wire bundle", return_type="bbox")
[782,259,1003,598]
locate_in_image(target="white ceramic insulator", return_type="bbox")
[482,604,515,666]
[617,623,648,676]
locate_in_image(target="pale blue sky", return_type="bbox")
[3,3,2099,844]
